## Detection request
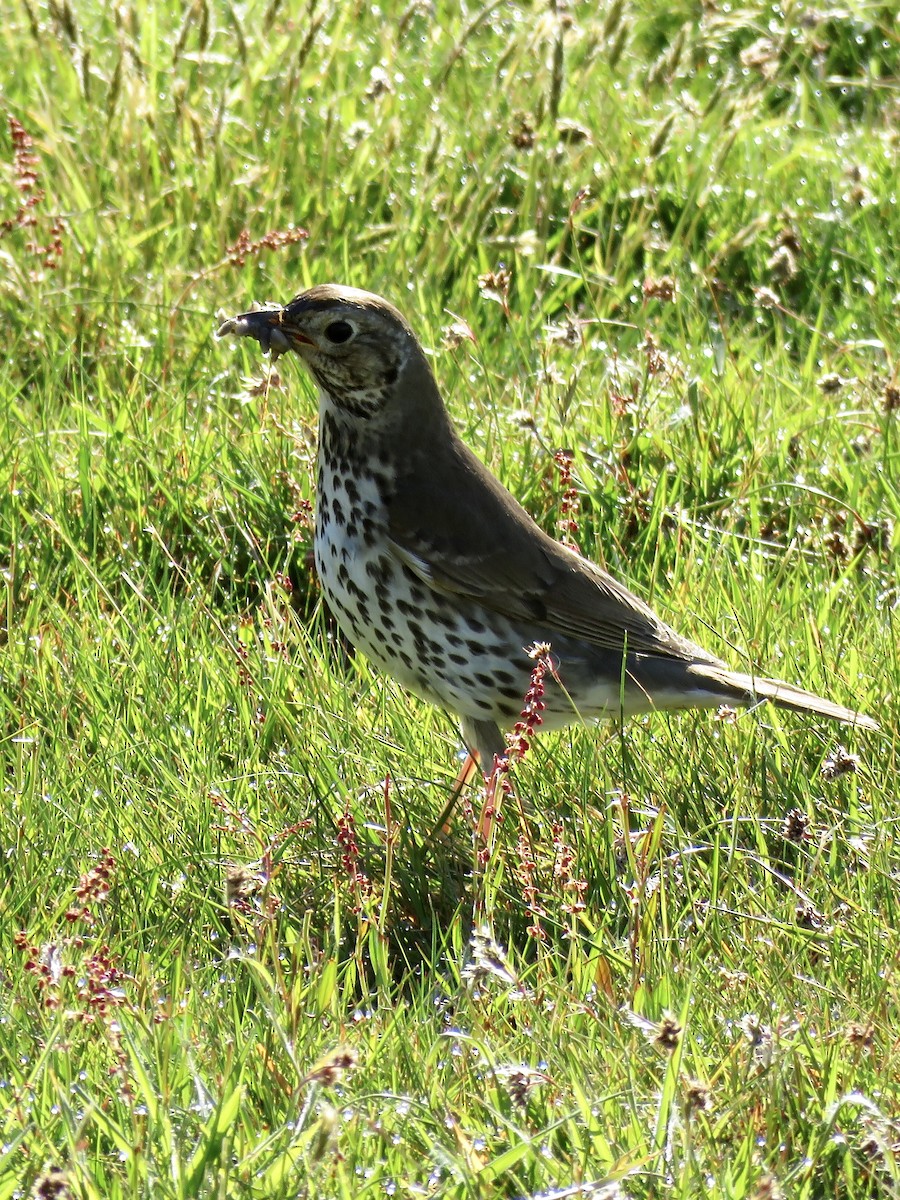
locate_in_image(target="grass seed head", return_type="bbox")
[642,274,677,302]
[654,1013,682,1053]
[751,1176,784,1200]
[845,1022,874,1050]
[682,1076,712,1115]
[302,1045,358,1088]
[821,745,860,781]
[782,808,811,843]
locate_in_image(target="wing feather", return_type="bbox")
[386,433,721,666]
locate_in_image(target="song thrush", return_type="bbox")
[217,285,877,771]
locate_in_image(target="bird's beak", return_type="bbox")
[216,304,313,359]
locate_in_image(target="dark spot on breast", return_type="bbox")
[345,579,367,602]
[366,559,390,582]
[328,594,350,618]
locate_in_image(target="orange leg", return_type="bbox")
[431,752,480,837]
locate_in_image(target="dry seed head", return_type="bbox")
[740,37,779,79]
[510,111,536,150]
[740,1013,771,1050]
[302,1045,358,1088]
[818,372,846,394]
[627,1009,683,1053]
[477,266,512,305]
[751,1176,784,1200]
[851,517,893,557]
[753,286,780,309]
[442,318,477,349]
[601,0,625,39]
[795,903,825,930]
[766,244,797,283]
[544,315,583,346]
[782,808,811,843]
[821,744,859,781]
[654,1013,682,1052]
[845,1022,874,1050]
[225,225,308,267]
[463,926,519,988]
[642,274,677,302]
[225,864,266,906]
[682,1077,712,1115]
[365,65,392,101]
[775,224,801,254]
[607,20,629,68]
[858,1130,896,1165]
[556,119,590,146]
[822,529,850,562]
[497,1064,546,1107]
[845,181,876,207]
[648,112,676,159]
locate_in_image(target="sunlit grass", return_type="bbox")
[1,1,898,1196]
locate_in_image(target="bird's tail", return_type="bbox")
[687,663,879,731]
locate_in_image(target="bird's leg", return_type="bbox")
[431,719,508,837]
[432,752,480,836]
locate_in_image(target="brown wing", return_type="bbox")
[387,430,723,666]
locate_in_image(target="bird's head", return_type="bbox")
[217,284,435,420]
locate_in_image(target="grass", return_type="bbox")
[1,0,898,1196]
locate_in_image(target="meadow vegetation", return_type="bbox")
[0,1,898,1196]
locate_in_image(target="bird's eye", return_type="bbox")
[324,320,354,344]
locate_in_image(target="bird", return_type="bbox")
[216,284,878,779]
